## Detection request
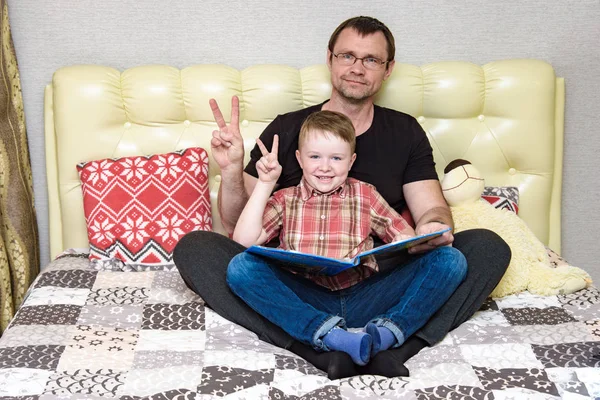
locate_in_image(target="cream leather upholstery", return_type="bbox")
[45,60,564,260]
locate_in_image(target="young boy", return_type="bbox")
[227,111,466,366]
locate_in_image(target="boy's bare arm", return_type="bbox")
[232,135,281,247]
[232,181,274,247]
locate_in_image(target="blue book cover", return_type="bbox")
[246,228,450,276]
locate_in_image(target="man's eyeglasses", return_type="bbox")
[332,53,388,70]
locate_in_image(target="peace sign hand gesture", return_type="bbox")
[210,96,245,173]
[255,135,282,184]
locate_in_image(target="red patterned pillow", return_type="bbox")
[481,186,519,214]
[77,147,211,269]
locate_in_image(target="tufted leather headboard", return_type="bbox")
[45,60,564,259]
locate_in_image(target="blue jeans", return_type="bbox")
[227,246,467,351]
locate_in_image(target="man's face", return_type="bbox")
[327,28,395,103]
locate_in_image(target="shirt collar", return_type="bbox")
[299,177,348,201]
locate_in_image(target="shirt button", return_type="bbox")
[319,235,324,240]
[320,215,326,219]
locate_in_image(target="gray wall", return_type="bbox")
[9,0,600,282]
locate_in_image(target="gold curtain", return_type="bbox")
[0,0,39,333]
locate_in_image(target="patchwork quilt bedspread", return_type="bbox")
[1,253,599,399]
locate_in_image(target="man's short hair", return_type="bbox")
[328,16,395,63]
[299,111,356,153]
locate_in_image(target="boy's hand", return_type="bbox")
[256,135,282,184]
[394,227,417,242]
[394,232,415,242]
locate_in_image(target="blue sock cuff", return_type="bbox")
[378,326,398,351]
[364,322,381,356]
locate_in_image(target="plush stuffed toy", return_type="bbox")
[442,159,592,298]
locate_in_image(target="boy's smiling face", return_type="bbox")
[295,130,356,193]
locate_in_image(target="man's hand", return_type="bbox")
[210,96,245,173]
[255,135,282,184]
[408,221,454,254]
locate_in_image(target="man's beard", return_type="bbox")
[337,78,377,104]
[338,85,373,104]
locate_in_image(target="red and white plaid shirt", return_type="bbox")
[262,178,410,291]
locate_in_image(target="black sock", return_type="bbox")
[288,341,360,380]
[392,336,429,362]
[358,336,428,378]
[327,351,360,380]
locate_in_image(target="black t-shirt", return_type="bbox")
[244,102,438,215]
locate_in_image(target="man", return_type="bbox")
[173,16,510,379]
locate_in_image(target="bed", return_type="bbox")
[1,60,599,399]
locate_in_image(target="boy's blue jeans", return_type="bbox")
[227,246,467,351]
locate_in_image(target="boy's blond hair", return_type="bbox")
[298,111,356,153]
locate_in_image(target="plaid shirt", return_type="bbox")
[262,178,410,291]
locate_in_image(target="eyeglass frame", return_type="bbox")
[331,52,390,70]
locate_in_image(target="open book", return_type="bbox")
[246,227,451,276]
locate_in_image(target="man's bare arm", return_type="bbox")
[415,205,453,231]
[403,179,454,253]
[209,95,251,234]
[217,167,249,234]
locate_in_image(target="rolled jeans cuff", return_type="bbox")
[312,315,345,351]
[372,318,405,348]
